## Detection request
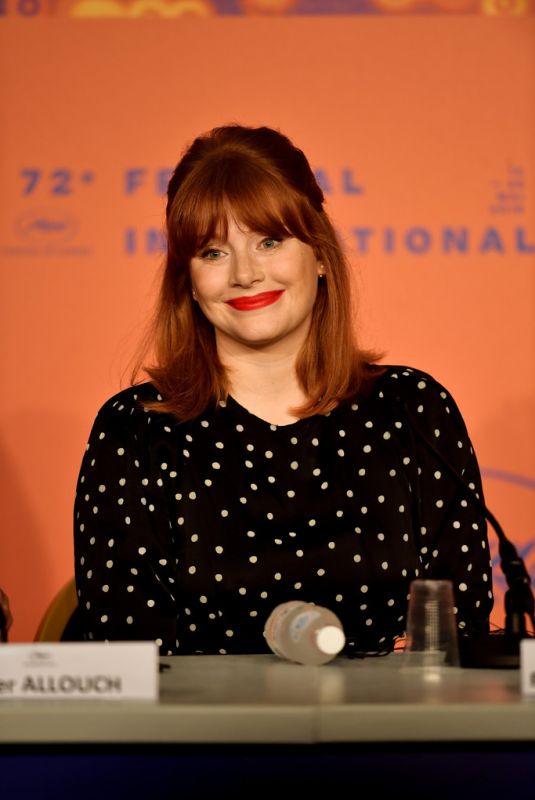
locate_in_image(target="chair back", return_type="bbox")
[34,578,81,641]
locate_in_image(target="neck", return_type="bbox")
[217,341,307,425]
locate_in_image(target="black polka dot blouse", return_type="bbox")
[74,366,493,656]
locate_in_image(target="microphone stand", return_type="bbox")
[459,511,535,668]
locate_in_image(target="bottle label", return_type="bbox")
[264,601,305,658]
[289,610,321,642]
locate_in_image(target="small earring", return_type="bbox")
[192,288,198,300]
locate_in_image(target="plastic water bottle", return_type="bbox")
[264,600,346,665]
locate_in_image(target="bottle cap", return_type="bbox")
[315,625,346,655]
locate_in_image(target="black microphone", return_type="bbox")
[399,398,535,668]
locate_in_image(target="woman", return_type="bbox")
[74,125,493,656]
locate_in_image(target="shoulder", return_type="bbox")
[373,365,455,404]
[370,364,470,432]
[371,364,477,461]
[88,382,173,437]
[96,382,163,416]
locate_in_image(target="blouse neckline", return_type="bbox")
[224,394,323,433]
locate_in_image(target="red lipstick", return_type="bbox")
[226,290,284,311]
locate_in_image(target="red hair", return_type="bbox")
[135,125,381,419]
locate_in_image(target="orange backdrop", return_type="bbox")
[0,13,534,642]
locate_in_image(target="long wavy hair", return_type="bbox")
[135,124,381,420]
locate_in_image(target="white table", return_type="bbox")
[1,654,534,799]
[0,652,533,744]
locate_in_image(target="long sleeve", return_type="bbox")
[389,368,494,636]
[74,390,180,655]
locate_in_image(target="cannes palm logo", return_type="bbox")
[15,207,78,246]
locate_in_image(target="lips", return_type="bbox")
[226,290,285,311]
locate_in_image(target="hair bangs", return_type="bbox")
[169,156,314,263]
[220,164,314,246]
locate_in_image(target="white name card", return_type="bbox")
[0,642,158,701]
[520,638,535,696]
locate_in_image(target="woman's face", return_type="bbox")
[189,217,323,356]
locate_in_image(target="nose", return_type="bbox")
[229,248,264,288]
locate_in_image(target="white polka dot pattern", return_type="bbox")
[74,366,493,656]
